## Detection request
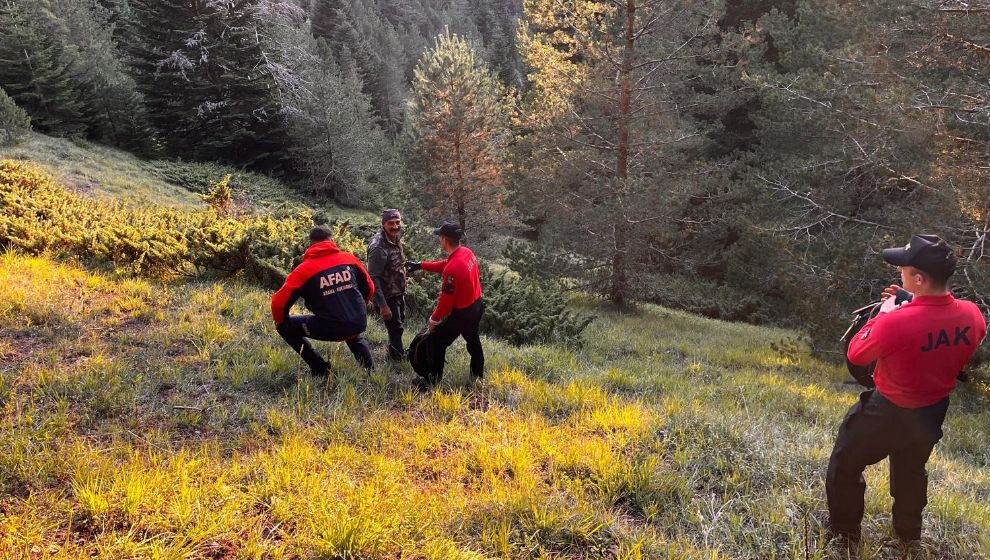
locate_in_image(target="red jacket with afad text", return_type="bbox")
[270,240,374,326]
[848,293,986,408]
[421,246,482,323]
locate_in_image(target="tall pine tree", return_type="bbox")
[518,0,727,304]
[126,0,287,168]
[407,30,513,235]
[0,0,87,135]
[260,0,398,205]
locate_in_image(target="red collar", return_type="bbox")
[909,294,954,306]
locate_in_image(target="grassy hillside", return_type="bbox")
[0,133,369,219]
[2,251,989,559]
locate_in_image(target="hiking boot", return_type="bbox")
[412,377,436,393]
[880,537,923,558]
[826,529,861,557]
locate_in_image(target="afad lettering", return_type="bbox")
[319,269,352,289]
[920,326,972,352]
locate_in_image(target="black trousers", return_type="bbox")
[377,295,405,360]
[276,315,373,374]
[826,389,948,541]
[429,299,484,381]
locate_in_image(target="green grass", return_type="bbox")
[2,252,988,559]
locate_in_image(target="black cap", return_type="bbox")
[881,234,956,281]
[382,209,400,223]
[433,221,463,241]
[309,225,333,242]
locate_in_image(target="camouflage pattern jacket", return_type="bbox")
[367,228,406,306]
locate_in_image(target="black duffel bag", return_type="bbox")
[407,330,440,381]
[839,289,914,388]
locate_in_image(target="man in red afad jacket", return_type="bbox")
[405,222,483,388]
[828,234,986,546]
[271,226,375,376]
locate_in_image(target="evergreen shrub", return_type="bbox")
[0,88,30,146]
[636,273,772,324]
[403,244,593,346]
[480,264,594,346]
[142,159,303,208]
[0,160,322,284]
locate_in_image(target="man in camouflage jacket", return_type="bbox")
[367,209,408,360]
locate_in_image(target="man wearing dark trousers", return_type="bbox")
[829,234,985,547]
[271,226,375,375]
[406,222,484,388]
[367,209,408,361]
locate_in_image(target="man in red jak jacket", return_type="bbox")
[829,234,986,548]
[271,226,375,376]
[405,222,483,390]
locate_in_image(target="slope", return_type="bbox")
[1,251,988,559]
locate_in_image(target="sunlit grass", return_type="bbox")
[1,253,987,558]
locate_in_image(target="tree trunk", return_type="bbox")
[611,0,635,306]
[454,131,467,231]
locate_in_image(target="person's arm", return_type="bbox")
[351,257,375,305]
[271,268,305,324]
[847,312,902,365]
[429,265,458,327]
[366,245,388,308]
[420,258,449,274]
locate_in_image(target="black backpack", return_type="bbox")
[840,301,882,388]
[407,330,440,381]
[839,289,915,388]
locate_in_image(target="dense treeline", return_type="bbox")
[1,0,988,351]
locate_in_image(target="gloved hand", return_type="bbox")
[405,261,421,272]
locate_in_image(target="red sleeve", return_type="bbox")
[421,258,448,274]
[847,313,902,365]
[352,256,375,304]
[430,265,457,322]
[271,267,306,324]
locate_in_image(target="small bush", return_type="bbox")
[501,239,580,282]
[200,174,234,216]
[404,241,593,345]
[636,272,772,323]
[481,264,594,346]
[0,87,30,146]
[142,158,309,209]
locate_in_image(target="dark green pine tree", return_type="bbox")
[123,0,200,150]
[0,1,87,135]
[192,0,289,168]
[310,0,349,46]
[311,0,374,77]
[372,21,407,134]
[125,0,288,168]
[48,0,156,153]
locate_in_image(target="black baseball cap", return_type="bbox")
[433,221,463,241]
[881,234,956,281]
